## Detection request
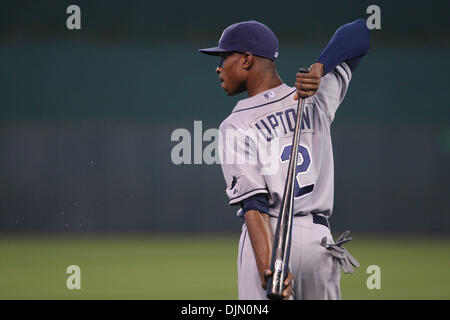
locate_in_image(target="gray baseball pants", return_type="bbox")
[237,214,341,300]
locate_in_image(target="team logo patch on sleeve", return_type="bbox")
[229,175,240,190]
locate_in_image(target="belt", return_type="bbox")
[312,213,330,229]
[269,211,330,229]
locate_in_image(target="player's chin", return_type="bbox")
[223,84,244,96]
[222,84,235,96]
[224,89,235,96]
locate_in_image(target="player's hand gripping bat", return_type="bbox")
[266,67,309,300]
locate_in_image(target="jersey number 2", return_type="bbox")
[280,144,314,198]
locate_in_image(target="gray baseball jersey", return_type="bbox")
[219,63,351,219]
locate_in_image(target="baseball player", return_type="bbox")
[199,19,369,300]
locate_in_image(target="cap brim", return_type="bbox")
[198,47,232,56]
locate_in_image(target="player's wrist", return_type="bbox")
[311,62,325,77]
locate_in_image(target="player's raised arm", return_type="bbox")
[295,19,370,121]
[294,19,370,100]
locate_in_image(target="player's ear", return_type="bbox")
[242,52,253,70]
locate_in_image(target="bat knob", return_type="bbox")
[298,67,309,74]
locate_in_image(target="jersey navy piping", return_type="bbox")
[232,89,297,114]
[336,64,350,80]
[340,65,350,80]
[230,188,268,202]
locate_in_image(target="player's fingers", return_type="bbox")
[282,285,292,300]
[261,269,271,289]
[283,272,293,287]
[296,73,321,81]
[293,91,298,100]
[294,82,319,91]
[294,84,317,94]
[295,78,320,87]
[261,280,267,290]
[282,273,293,300]
[297,90,313,98]
[263,269,272,279]
[295,76,320,84]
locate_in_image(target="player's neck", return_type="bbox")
[246,70,283,97]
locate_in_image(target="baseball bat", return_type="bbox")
[266,67,309,300]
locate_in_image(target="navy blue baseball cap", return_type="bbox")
[199,20,279,60]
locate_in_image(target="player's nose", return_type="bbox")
[216,66,222,74]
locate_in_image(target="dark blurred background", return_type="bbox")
[0,0,449,234]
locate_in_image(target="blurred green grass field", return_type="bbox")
[0,234,449,300]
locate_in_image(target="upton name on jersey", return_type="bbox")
[254,103,315,142]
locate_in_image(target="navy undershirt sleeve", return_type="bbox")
[316,18,370,74]
[241,193,269,215]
